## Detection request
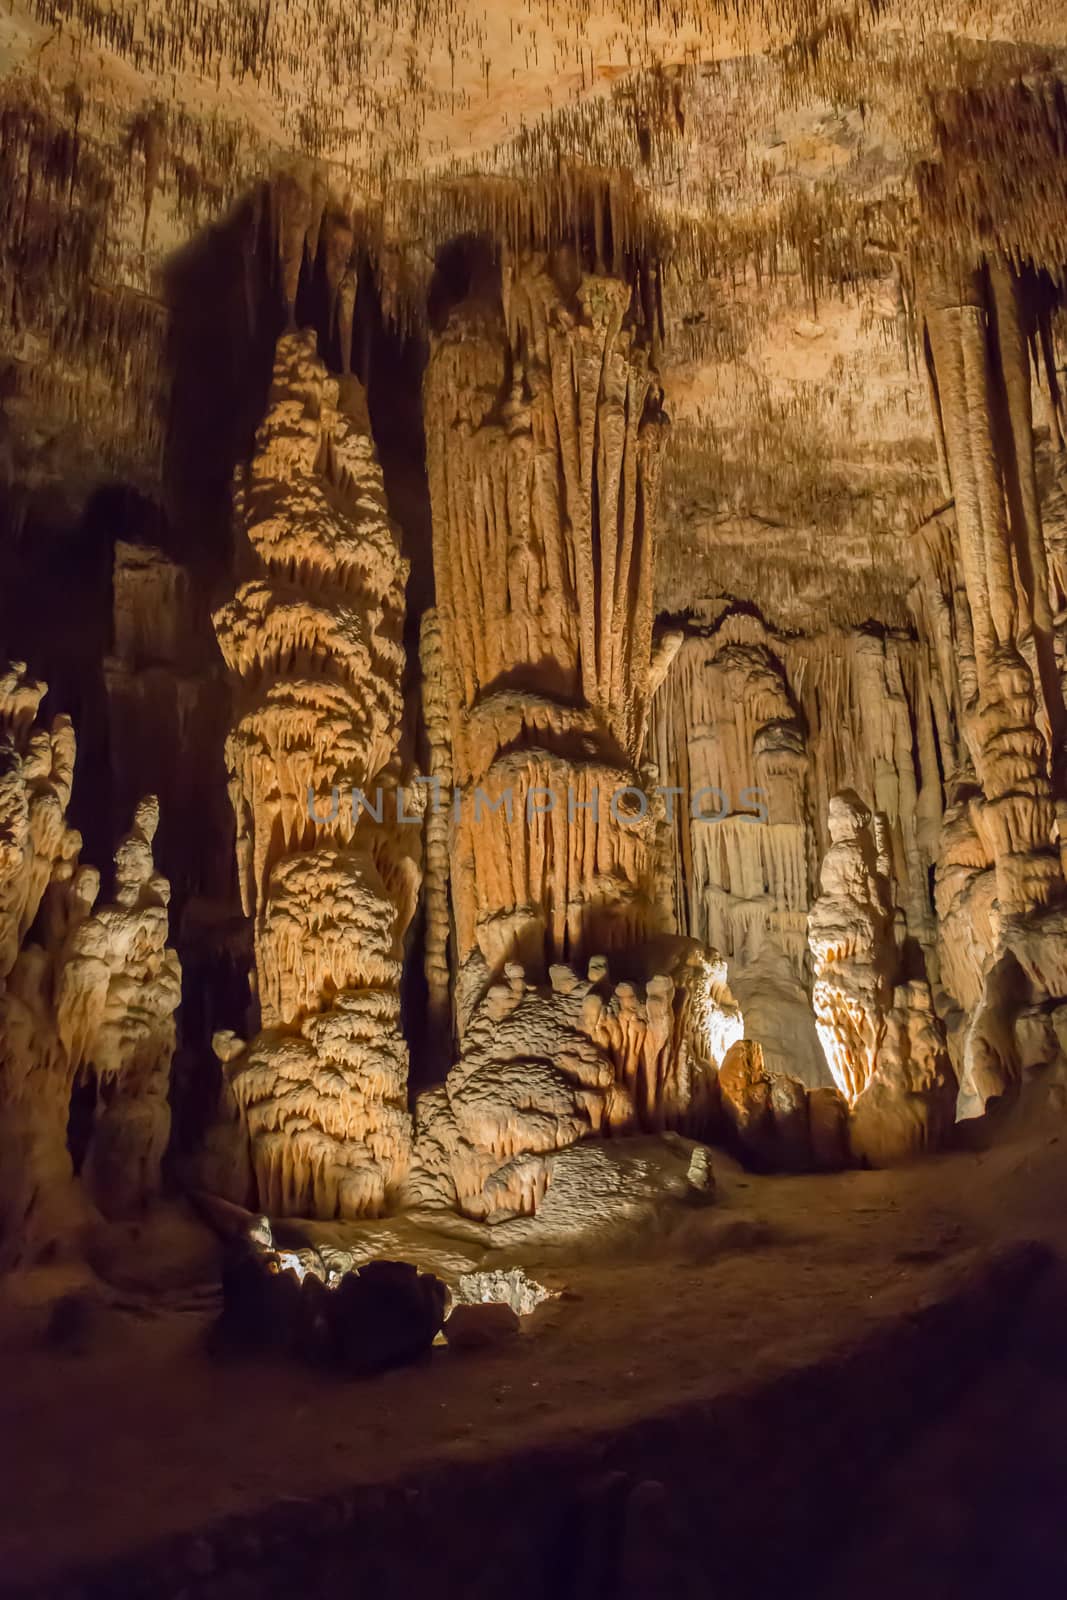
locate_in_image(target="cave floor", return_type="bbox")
[3,1112,1067,1598]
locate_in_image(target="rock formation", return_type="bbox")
[809,792,956,1163]
[409,945,741,1220]
[422,249,670,981]
[3,1,1067,1260]
[717,1039,849,1173]
[103,539,233,907]
[212,331,419,1219]
[410,246,751,1212]
[919,260,1067,1114]
[648,612,948,1087]
[0,664,180,1264]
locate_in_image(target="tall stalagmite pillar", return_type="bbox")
[422,248,670,982]
[213,331,419,1218]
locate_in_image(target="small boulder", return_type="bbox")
[445,1301,520,1351]
[330,1260,447,1375]
[43,1290,101,1355]
[808,1085,849,1170]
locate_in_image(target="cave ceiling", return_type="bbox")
[1,0,1066,626]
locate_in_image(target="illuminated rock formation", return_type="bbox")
[418,607,454,1046]
[422,249,670,981]
[0,662,77,981]
[60,796,182,1220]
[0,665,180,1263]
[809,793,897,1104]
[919,260,1067,1113]
[213,330,418,1219]
[809,792,956,1163]
[412,247,744,1211]
[717,1039,850,1172]
[648,613,949,1087]
[923,268,1065,923]
[408,944,741,1219]
[6,7,1067,1256]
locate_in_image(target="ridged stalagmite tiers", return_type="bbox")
[213,331,419,1219]
[0,663,180,1265]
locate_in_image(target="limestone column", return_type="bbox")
[422,249,669,981]
[923,266,1064,923]
[213,330,418,1219]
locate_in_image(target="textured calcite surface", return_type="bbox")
[212,330,419,1219]
[409,944,741,1218]
[808,793,957,1164]
[423,252,670,978]
[0,665,180,1265]
[3,0,1067,1251]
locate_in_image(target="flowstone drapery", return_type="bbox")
[407,249,744,1216]
[213,331,419,1219]
[422,251,670,980]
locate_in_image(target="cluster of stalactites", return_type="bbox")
[921,259,1067,1040]
[422,251,670,979]
[647,632,812,978]
[426,252,666,769]
[917,76,1067,287]
[647,610,949,1009]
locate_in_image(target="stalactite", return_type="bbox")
[418,607,454,1046]
[922,263,1067,998]
[410,242,736,1215]
[422,247,669,979]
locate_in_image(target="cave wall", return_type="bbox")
[1,29,1067,1240]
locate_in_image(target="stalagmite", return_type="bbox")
[0,664,181,1262]
[61,797,182,1220]
[648,613,949,1087]
[408,944,741,1219]
[5,16,1067,1274]
[213,330,419,1219]
[808,792,956,1163]
[411,244,742,1210]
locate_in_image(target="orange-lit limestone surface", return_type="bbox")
[408,945,743,1219]
[0,664,180,1265]
[422,251,672,978]
[809,792,956,1165]
[213,331,420,1219]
